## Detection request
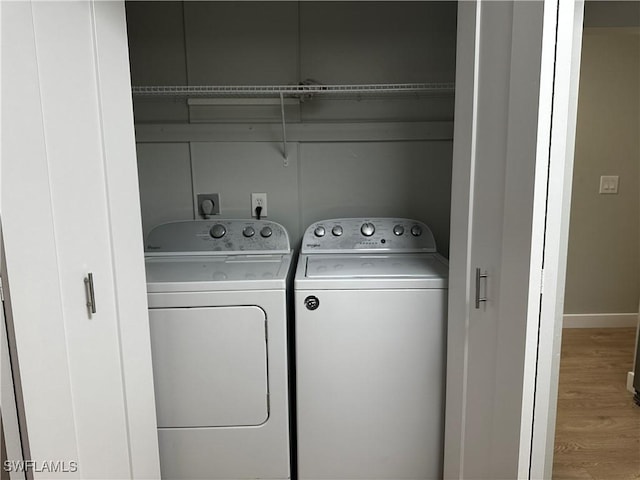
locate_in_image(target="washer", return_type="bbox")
[145,219,292,480]
[294,218,448,480]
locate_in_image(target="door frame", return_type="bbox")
[529,1,585,478]
[445,0,584,477]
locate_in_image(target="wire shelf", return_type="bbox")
[131,82,455,98]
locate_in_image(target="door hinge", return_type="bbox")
[0,277,4,302]
[540,269,544,294]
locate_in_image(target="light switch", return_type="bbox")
[599,175,619,194]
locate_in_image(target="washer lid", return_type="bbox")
[305,254,448,279]
[146,254,291,292]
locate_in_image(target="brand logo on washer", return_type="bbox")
[304,296,320,311]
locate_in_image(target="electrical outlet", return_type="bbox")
[197,193,220,218]
[599,175,619,194]
[251,193,267,218]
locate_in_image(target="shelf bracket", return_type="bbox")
[279,93,288,166]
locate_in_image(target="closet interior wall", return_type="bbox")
[126,1,457,255]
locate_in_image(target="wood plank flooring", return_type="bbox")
[553,328,640,480]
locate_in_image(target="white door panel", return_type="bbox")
[1,2,160,478]
[1,2,81,471]
[448,2,545,477]
[446,1,583,478]
[30,4,131,475]
[464,2,512,475]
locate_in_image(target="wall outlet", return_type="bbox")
[197,193,220,218]
[251,193,267,218]
[599,175,619,194]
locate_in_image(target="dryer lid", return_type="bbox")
[146,254,292,292]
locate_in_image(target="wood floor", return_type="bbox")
[553,328,640,480]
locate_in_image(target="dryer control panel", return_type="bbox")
[301,218,437,253]
[145,219,290,255]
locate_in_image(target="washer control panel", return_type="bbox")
[145,219,290,255]
[302,218,437,253]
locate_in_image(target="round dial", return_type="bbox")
[209,224,226,239]
[411,224,423,237]
[360,222,375,237]
[242,226,255,238]
[393,225,405,236]
[314,226,326,237]
[332,225,343,236]
[260,226,273,238]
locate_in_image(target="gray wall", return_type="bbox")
[128,2,457,255]
[564,27,640,314]
[136,140,452,253]
[583,1,640,28]
[127,1,457,123]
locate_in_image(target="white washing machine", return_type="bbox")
[294,218,448,480]
[145,219,292,480]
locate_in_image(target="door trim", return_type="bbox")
[529,1,585,478]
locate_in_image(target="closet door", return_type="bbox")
[445,1,583,479]
[1,2,160,478]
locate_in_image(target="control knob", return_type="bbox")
[260,226,273,238]
[332,225,343,237]
[393,225,405,236]
[243,226,255,238]
[360,222,375,237]
[314,226,326,237]
[411,224,423,237]
[209,224,226,239]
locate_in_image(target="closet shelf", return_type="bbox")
[131,82,455,163]
[131,83,455,98]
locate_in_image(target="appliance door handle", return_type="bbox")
[84,273,97,315]
[475,268,488,309]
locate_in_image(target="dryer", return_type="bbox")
[294,218,448,480]
[145,219,292,480]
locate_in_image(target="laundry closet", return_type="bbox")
[2,1,576,479]
[126,3,457,478]
[126,1,457,256]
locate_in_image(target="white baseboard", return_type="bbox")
[562,312,639,328]
[627,371,635,394]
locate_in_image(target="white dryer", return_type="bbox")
[145,219,292,480]
[294,218,448,480]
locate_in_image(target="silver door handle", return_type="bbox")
[475,268,488,309]
[84,273,96,314]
